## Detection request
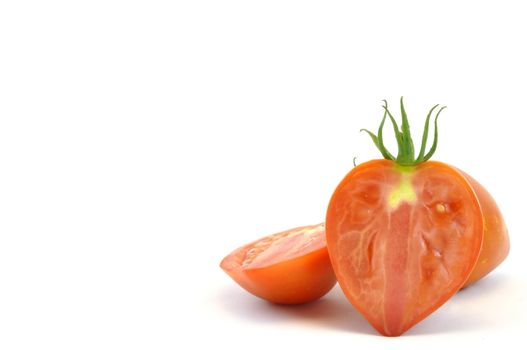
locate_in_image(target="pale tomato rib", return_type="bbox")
[326,160,484,336]
[383,203,411,336]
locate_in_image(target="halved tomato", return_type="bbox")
[220,223,337,304]
[326,160,485,335]
[326,98,509,336]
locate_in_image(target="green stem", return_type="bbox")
[362,97,446,166]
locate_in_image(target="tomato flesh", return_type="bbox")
[326,160,484,336]
[220,223,337,304]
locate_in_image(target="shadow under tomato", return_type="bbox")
[217,285,377,335]
[407,272,516,336]
[219,272,518,336]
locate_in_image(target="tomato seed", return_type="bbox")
[436,203,446,213]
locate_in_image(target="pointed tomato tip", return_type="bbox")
[373,327,405,337]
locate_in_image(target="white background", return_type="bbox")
[1,1,526,349]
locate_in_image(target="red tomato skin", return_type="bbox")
[220,224,337,305]
[326,160,486,336]
[242,248,336,304]
[460,170,510,287]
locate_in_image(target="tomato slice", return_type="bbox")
[220,223,337,304]
[326,160,484,336]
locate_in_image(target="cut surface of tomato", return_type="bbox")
[220,223,336,304]
[326,160,484,336]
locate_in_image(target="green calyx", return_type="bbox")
[361,97,446,166]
